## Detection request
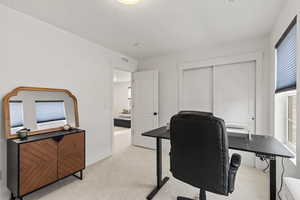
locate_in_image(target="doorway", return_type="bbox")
[113,70,132,154]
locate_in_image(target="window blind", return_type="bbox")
[276,17,297,93]
[9,101,24,128]
[35,101,66,123]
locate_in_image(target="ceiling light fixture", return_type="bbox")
[118,0,141,5]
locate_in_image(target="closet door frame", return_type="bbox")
[178,52,263,134]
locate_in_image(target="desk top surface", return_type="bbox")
[142,126,294,158]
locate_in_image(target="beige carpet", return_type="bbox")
[24,131,268,200]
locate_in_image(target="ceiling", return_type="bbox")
[1,0,285,59]
[114,70,131,82]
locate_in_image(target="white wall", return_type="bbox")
[269,0,300,187]
[0,4,137,198]
[113,81,131,117]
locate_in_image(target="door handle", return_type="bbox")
[153,112,158,116]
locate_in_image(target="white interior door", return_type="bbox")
[132,70,158,149]
[182,66,213,112]
[214,61,256,134]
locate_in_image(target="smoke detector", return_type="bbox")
[225,0,236,3]
[118,0,141,5]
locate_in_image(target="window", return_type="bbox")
[35,100,67,129]
[288,94,297,149]
[128,87,132,112]
[9,100,24,133]
[275,16,297,152]
[128,87,132,99]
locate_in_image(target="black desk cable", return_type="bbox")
[261,157,285,200]
[278,157,285,200]
[263,159,269,173]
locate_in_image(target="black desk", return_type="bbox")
[142,126,294,200]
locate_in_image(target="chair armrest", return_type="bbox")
[228,153,241,193]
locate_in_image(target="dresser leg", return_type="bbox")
[73,170,83,180]
[79,170,83,180]
[10,193,15,200]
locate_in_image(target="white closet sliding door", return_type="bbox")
[180,61,256,166]
[214,61,256,134]
[182,66,213,112]
[214,61,256,166]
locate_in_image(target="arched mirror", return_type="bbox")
[3,87,79,139]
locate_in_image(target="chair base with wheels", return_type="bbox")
[177,189,206,200]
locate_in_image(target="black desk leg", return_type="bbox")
[270,159,276,200]
[146,138,170,200]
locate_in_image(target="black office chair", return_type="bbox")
[170,111,241,200]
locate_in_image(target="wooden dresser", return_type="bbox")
[7,129,85,199]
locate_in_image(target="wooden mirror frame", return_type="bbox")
[3,87,80,139]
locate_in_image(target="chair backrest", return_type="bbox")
[170,111,230,195]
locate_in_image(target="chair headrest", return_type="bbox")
[178,111,213,117]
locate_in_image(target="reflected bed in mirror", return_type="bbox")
[3,87,79,139]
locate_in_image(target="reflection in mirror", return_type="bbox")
[35,100,67,130]
[9,100,24,134]
[8,90,77,135]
